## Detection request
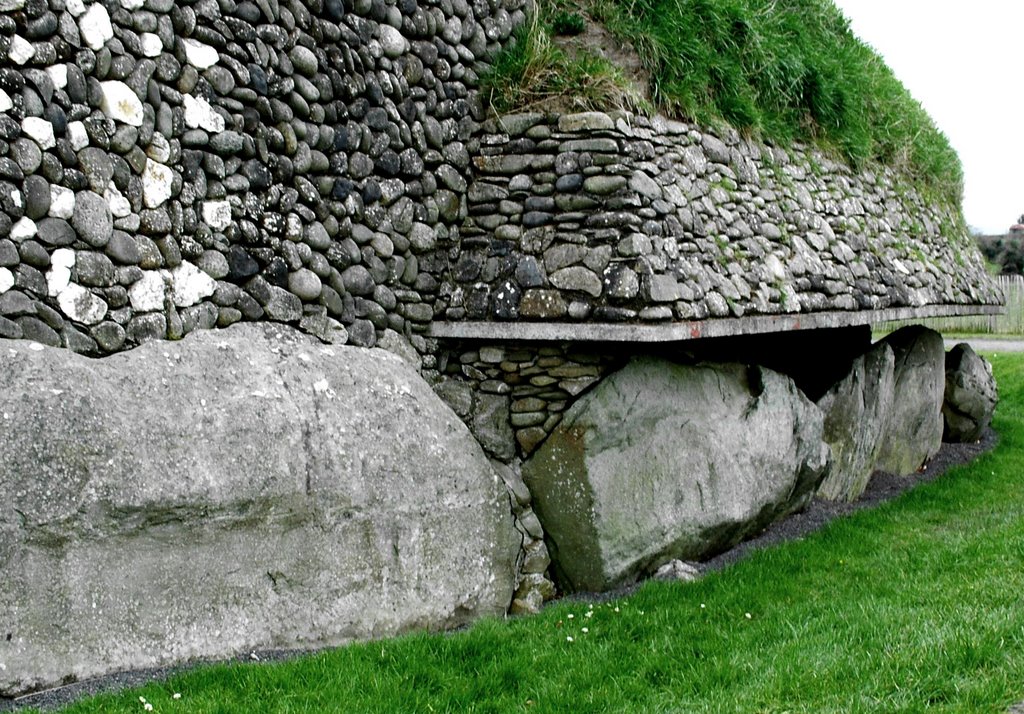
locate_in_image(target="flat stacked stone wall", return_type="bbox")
[428,112,1000,326]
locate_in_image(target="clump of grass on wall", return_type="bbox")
[483,0,964,205]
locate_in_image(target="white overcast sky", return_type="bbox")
[831,1,1024,234]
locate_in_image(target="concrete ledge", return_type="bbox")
[428,305,1006,343]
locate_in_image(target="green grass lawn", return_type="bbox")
[483,0,963,205]
[39,355,1024,713]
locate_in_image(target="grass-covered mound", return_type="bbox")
[483,0,963,204]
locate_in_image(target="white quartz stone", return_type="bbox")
[182,94,225,132]
[58,282,108,325]
[202,200,231,231]
[46,249,75,297]
[378,25,408,59]
[49,185,75,218]
[171,261,217,307]
[104,183,132,218]
[67,121,89,150]
[78,4,113,50]
[128,270,166,312]
[21,117,55,150]
[0,89,12,113]
[45,64,68,90]
[181,38,219,69]
[99,81,143,127]
[0,267,13,294]
[8,36,35,65]
[142,159,174,209]
[139,33,162,57]
[9,217,36,242]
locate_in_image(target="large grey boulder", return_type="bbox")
[943,343,998,442]
[874,326,945,475]
[816,342,895,502]
[521,357,829,592]
[0,324,519,696]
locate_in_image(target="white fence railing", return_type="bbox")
[876,275,1024,335]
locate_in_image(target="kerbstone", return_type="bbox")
[875,326,945,475]
[0,325,518,696]
[523,358,829,592]
[943,343,998,442]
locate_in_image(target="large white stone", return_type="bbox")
[78,4,113,50]
[378,25,408,59]
[0,89,12,113]
[0,267,13,294]
[202,200,231,230]
[170,261,217,307]
[49,186,75,219]
[0,324,517,696]
[104,184,131,218]
[142,159,174,208]
[8,36,34,65]
[180,38,219,69]
[139,33,162,57]
[99,81,143,127]
[67,121,89,150]
[182,94,225,133]
[57,283,108,325]
[21,117,55,150]
[10,217,36,242]
[128,270,166,312]
[46,249,75,297]
[45,64,68,90]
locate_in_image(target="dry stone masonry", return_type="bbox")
[0,0,525,355]
[0,0,1006,696]
[433,112,1000,326]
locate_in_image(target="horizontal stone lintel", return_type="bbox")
[428,304,1006,344]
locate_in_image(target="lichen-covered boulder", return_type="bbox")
[0,324,519,696]
[874,326,946,475]
[521,357,829,592]
[943,343,998,442]
[816,342,895,501]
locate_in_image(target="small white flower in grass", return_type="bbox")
[144,704,153,712]
[614,607,620,613]
[581,627,589,634]
[567,613,574,619]
[173,693,182,700]
[745,613,752,620]
[700,603,705,609]
[585,610,593,618]
[139,697,147,704]
[566,636,574,642]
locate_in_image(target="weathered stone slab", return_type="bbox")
[943,343,998,442]
[874,326,945,475]
[0,324,518,696]
[522,357,829,592]
[816,341,895,501]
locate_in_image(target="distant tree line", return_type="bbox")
[976,215,1024,275]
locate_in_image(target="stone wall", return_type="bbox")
[0,0,1000,360]
[0,0,523,356]
[429,112,1000,325]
